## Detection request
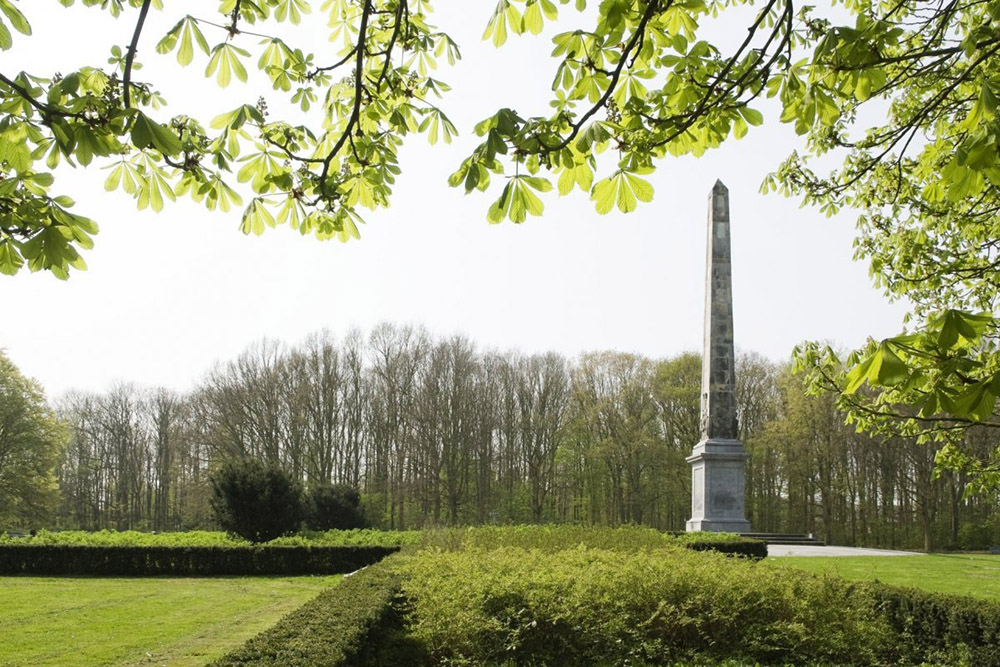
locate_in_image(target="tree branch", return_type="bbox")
[0,73,81,120]
[123,0,153,109]
[540,0,664,153]
[317,0,374,201]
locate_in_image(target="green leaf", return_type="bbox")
[0,0,31,36]
[844,351,876,394]
[935,310,993,349]
[0,19,11,50]
[523,0,545,35]
[591,175,617,214]
[872,342,908,386]
[0,240,25,275]
[590,171,653,214]
[739,106,764,127]
[130,111,182,156]
[483,0,522,47]
[210,104,265,130]
[487,176,550,223]
[624,171,654,203]
[206,43,250,87]
[948,381,997,422]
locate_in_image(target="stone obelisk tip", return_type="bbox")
[712,179,727,193]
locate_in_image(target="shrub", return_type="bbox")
[868,583,1000,666]
[0,529,245,546]
[682,536,767,560]
[267,529,422,547]
[210,458,305,542]
[397,546,888,666]
[212,556,422,666]
[418,524,766,558]
[0,528,420,548]
[306,483,368,531]
[0,544,399,576]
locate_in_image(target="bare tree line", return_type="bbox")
[52,324,1000,549]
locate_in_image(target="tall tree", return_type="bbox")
[0,351,65,526]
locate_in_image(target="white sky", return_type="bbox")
[0,1,910,397]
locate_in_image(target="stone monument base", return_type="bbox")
[686,437,751,533]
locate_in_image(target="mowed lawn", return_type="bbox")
[0,575,340,666]
[772,554,1000,600]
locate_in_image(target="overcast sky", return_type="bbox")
[0,1,910,397]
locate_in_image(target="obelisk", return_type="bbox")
[686,180,751,533]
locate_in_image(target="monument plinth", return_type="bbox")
[686,180,751,533]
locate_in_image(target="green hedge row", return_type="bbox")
[0,545,399,575]
[871,583,1000,666]
[0,528,420,547]
[682,538,767,560]
[213,557,420,666]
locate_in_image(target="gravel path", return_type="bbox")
[767,544,924,557]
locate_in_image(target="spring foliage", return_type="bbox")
[0,0,993,268]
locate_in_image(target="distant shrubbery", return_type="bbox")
[0,529,237,547]
[208,459,372,542]
[0,528,418,547]
[306,483,368,531]
[418,524,766,558]
[210,459,306,542]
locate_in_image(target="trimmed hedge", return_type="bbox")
[683,537,768,560]
[418,525,767,558]
[397,546,888,666]
[0,528,420,547]
[0,545,398,576]
[213,557,420,666]
[870,582,1000,666]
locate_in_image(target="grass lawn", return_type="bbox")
[771,553,1000,600]
[0,575,340,666]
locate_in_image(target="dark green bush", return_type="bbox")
[213,557,424,666]
[682,537,767,559]
[210,458,305,543]
[868,582,1000,666]
[0,544,398,575]
[306,483,368,531]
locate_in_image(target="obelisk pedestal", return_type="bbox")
[686,181,751,533]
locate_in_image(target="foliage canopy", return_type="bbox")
[0,0,992,269]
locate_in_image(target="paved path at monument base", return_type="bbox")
[768,544,923,557]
